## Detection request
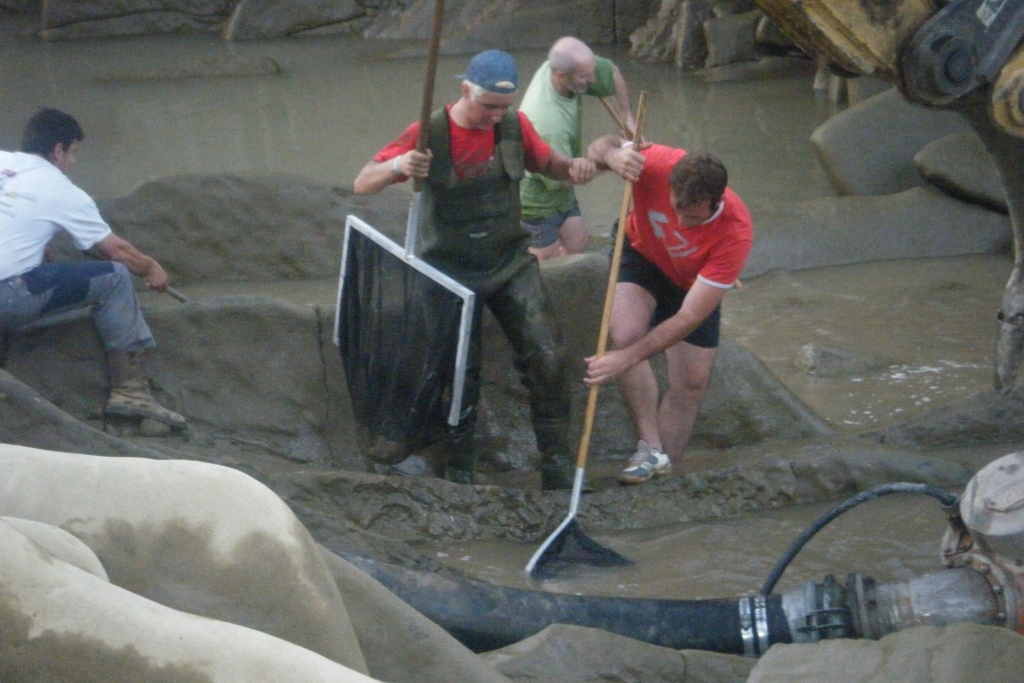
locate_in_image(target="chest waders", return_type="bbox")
[419,109,573,488]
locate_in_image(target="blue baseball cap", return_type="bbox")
[458,50,518,94]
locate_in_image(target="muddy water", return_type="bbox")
[3,16,1017,600]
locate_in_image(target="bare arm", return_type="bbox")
[93,233,169,292]
[352,150,432,195]
[585,280,728,385]
[540,149,597,186]
[587,134,644,182]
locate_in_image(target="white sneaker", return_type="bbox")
[618,440,671,485]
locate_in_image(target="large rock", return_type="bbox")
[0,367,168,458]
[915,132,1007,213]
[30,0,653,46]
[748,623,1024,683]
[0,261,832,476]
[482,623,755,683]
[811,88,972,196]
[0,444,369,673]
[743,187,1012,279]
[96,174,409,285]
[0,516,380,683]
[2,295,358,468]
[225,0,363,40]
[864,387,1024,449]
[364,0,617,54]
[39,0,234,38]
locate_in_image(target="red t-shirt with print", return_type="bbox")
[626,143,753,290]
[373,105,552,181]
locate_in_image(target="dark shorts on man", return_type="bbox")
[522,202,582,248]
[616,237,720,349]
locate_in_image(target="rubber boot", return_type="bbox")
[105,349,188,429]
[444,432,476,485]
[535,418,574,491]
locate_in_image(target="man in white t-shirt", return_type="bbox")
[0,108,187,430]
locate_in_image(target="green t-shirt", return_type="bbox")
[518,56,617,220]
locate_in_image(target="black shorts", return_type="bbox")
[616,237,720,349]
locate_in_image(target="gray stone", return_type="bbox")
[794,343,887,378]
[630,0,712,68]
[225,0,364,40]
[864,386,1024,449]
[96,174,409,285]
[743,187,1012,279]
[703,9,759,68]
[0,0,39,12]
[811,88,972,196]
[754,12,794,53]
[364,0,615,54]
[482,623,754,683]
[0,368,169,458]
[41,0,230,26]
[39,10,224,39]
[748,623,1024,683]
[845,76,891,106]
[915,132,1007,213]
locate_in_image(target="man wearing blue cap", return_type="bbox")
[355,50,596,488]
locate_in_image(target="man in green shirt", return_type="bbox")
[519,36,635,260]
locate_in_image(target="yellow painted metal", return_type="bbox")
[753,0,937,78]
[993,44,1024,139]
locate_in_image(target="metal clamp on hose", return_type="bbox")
[796,575,851,641]
[738,595,770,656]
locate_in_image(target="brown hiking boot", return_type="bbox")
[105,349,187,430]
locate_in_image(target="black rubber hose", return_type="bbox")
[760,482,959,596]
[343,553,792,654]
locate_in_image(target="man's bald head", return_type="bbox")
[548,36,594,74]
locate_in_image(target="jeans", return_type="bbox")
[0,261,154,351]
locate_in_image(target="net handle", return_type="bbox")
[574,91,649,470]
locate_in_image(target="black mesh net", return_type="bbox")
[336,223,468,465]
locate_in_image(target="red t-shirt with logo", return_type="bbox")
[373,105,552,181]
[627,143,753,290]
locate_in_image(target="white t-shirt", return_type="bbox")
[0,150,112,280]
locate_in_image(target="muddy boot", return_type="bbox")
[535,418,574,491]
[105,349,188,430]
[540,459,574,491]
[444,433,476,485]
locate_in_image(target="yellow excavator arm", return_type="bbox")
[753,0,937,79]
[753,0,1024,138]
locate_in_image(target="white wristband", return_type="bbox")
[392,156,402,175]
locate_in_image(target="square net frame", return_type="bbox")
[333,214,474,462]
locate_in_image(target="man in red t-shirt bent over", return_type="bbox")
[585,135,754,484]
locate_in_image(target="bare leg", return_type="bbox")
[529,241,566,261]
[558,214,591,255]
[608,283,661,449]
[659,341,717,463]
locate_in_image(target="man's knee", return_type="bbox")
[666,373,711,404]
[559,221,590,254]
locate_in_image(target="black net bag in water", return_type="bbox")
[334,216,473,465]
